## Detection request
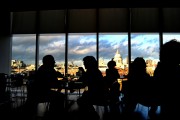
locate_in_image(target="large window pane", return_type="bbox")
[39,34,65,75]
[163,33,180,43]
[68,33,96,76]
[131,33,159,76]
[99,33,129,76]
[12,34,36,75]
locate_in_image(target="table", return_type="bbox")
[68,81,85,96]
[51,79,86,107]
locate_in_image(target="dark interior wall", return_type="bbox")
[0,11,11,36]
[0,11,11,74]
[6,0,180,12]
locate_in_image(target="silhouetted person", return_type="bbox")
[123,57,155,119]
[105,60,120,105]
[77,56,106,105]
[157,39,180,119]
[25,55,65,119]
[76,56,106,119]
[76,67,85,78]
[105,60,120,87]
[146,61,162,118]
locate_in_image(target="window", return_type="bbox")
[163,33,180,43]
[39,34,65,75]
[68,33,96,76]
[99,33,128,76]
[131,33,159,76]
[12,34,36,74]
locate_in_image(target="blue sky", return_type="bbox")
[12,33,180,66]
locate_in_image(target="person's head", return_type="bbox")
[160,39,180,65]
[83,56,97,69]
[42,55,55,68]
[132,57,146,72]
[107,60,116,69]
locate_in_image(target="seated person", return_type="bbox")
[77,56,108,109]
[76,67,85,78]
[105,60,120,86]
[25,55,65,116]
[105,60,120,104]
[123,57,157,119]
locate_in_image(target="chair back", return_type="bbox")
[0,73,7,95]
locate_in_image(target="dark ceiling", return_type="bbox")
[4,0,180,12]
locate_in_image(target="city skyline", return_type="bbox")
[12,33,180,66]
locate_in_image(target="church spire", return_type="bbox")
[116,49,119,54]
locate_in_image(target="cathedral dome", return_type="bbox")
[113,49,123,69]
[114,49,121,59]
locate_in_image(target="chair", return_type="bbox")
[24,95,51,119]
[68,81,85,97]
[25,89,51,117]
[0,73,12,112]
[36,96,51,113]
[0,73,7,96]
[26,78,51,113]
[93,81,121,120]
[93,102,110,120]
[109,81,121,104]
[10,74,27,107]
[134,88,160,119]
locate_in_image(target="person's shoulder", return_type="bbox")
[37,65,44,71]
[57,72,65,79]
[106,68,109,71]
[97,69,103,75]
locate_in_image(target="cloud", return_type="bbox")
[131,34,159,60]
[12,33,168,66]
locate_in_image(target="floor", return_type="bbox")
[1,86,161,120]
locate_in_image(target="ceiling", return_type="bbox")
[4,0,180,12]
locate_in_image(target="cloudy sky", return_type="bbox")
[12,33,180,66]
